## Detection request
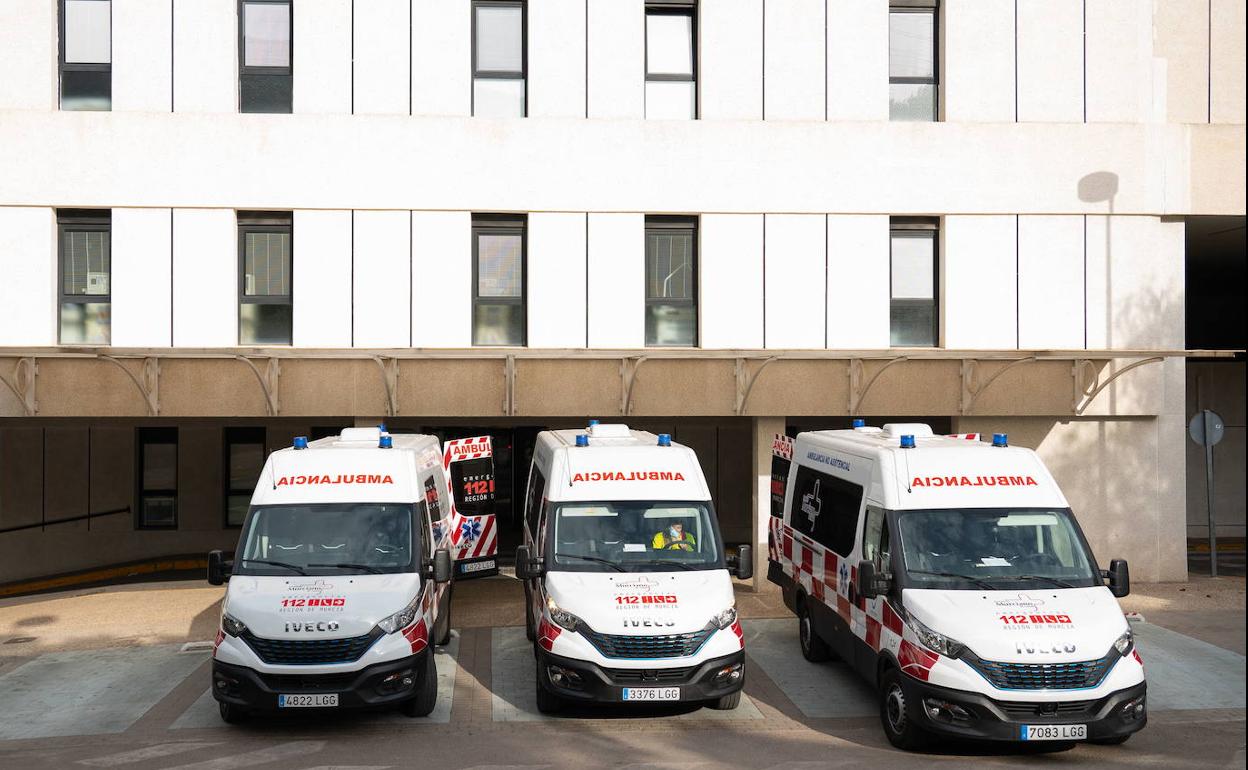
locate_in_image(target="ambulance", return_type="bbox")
[769,423,1146,750]
[514,423,753,713]
[206,427,455,723]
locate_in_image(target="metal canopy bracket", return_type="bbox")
[99,355,160,416]
[0,357,38,416]
[1073,357,1165,415]
[849,357,908,414]
[735,356,780,416]
[620,356,648,417]
[236,356,281,416]
[961,356,1036,414]
[373,356,399,417]
[503,355,517,416]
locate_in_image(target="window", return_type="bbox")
[472,215,526,346]
[239,0,292,113]
[787,463,863,557]
[524,466,546,535]
[889,3,938,121]
[238,212,293,345]
[472,1,526,117]
[59,0,111,110]
[890,218,938,346]
[645,216,697,347]
[224,427,265,527]
[862,505,891,569]
[137,428,177,529]
[645,3,696,119]
[58,209,111,345]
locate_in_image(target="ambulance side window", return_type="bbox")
[524,466,546,537]
[862,506,890,569]
[423,475,444,524]
[788,463,863,557]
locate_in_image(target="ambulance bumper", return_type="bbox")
[211,651,431,712]
[536,648,746,704]
[899,675,1148,742]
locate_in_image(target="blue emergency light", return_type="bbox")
[292,436,308,450]
[992,433,1008,447]
[379,435,393,449]
[900,434,916,449]
[377,423,388,433]
[588,419,600,427]
[657,433,672,447]
[852,419,866,428]
[575,434,589,447]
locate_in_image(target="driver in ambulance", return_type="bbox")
[652,520,696,551]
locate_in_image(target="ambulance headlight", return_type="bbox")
[907,612,966,659]
[711,605,738,630]
[221,614,247,637]
[376,594,422,634]
[1113,629,1134,656]
[546,597,583,632]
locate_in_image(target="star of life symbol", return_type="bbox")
[801,479,822,527]
[459,518,482,542]
[838,560,849,589]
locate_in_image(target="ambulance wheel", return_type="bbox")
[433,585,453,646]
[218,701,248,724]
[707,691,741,710]
[798,601,832,663]
[524,584,536,641]
[400,652,438,718]
[534,658,564,714]
[1090,735,1131,746]
[879,668,931,751]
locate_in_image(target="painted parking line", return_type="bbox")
[76,741,223,766]
[0,645,206,740]
[160,740,325,770]
[171,630,461,729]
[490,626,764,722]
[741,619,876,719]
[1133,621,1246,710]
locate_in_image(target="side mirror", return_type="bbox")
[733,544,754,581]
[207,550,231,586]
[857,559,890,600]
[1104,558,1130,598]
[432,548,453,584]
[515,545,543,581]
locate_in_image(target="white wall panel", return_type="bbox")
[354,0,410,115]
[1153,0,1210,124]
[114,0,173,112]
[528,213,587,348]
[529,0,586,118]
[112,208,172,346]
[413,0,470,117]
[943,215,1017,349]
[172,209,235,347]
[0,2,55,110]
[0,208,55,345]
[1016,0,1083,122]
[1017,215,1083,349]
[1086,216,1183,349]
[944,0,1015,122]
[292,210,351,347]
[764,214,825,349]
[352,211,411,347]
[763,0,824,120]
[173,0,237,113]
[1085,0,1154,123]
[1211,0,1247,124]
[700,214,763,349]
[587,213,644,348]
[587,0,643,119]
[826,0,888,122]
[293,0,351,114]
[826,215,889,349]
[411,211,471,347]
[700,0,763,120]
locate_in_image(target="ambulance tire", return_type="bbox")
[879,668,932,751]
[524,584,536,641]
[534,658,564,714]
[400,652,438,718]
[798,601,833,663]
[218,701,248,724]
[434,584,453,647]
[706,691,741,710]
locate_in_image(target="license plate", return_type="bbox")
[278,693,338,708]
[622,687,681,701]
[461,559,496,574]
[1021,724,1086,741]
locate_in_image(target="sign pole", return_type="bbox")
[1203,409,1218,578]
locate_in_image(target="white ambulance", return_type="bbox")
[514,424,753,712]
[769,423,1146,750]
[206,427,454,723]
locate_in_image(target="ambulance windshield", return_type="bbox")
[235,503,417,576]
[896,508,1099,589]
[549,501,723,572]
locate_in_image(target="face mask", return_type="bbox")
[670,526,681,538]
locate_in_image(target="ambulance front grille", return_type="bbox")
[241,628,382,665]
[581,628,712,659]
[965,652,1117,691]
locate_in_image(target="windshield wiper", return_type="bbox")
[307,562,384,574]
[241,559,307,575]
[649,559,698,571]
[908,569,996,590]
[554,553,626,572]
[1009,574,1075,589]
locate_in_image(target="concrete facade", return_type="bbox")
[0,0,1244,586]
